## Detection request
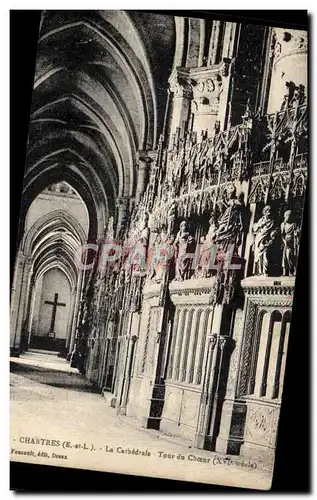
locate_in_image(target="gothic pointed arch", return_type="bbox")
[17,11,176,249]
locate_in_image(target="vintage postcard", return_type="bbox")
[10,11,308,491]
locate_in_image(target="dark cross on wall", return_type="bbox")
[44,293,66,337]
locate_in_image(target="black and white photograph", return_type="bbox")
[9,10,309,491]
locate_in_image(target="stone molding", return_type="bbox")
[168,64,229,114]
[142,282,162,304]
[169,277,219,305]
[241,276,295,298]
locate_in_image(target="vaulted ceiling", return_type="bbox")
[22,10,176,242]
[23,206,87,288]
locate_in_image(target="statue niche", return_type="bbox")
[120,211,150,313]
[127,212,150,275]
[173,220,196,281]
[280,209,299,276]
[148,225,174,283]
[194,214,218,278]
[193,185,244,279]
[214,183,244,257]
[252,205,278,277]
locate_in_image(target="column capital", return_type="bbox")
[218,334,230,351]
[208,333,218,350]
[168,68,193,99]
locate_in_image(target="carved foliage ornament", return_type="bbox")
[169,74,192,99]
[191,75,223,115]
[246,406,278,447]
[238,301,258,397]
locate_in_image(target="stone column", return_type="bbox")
[261,311,283,398]
[141,305,167,430]
[179,310,194,382]
[135,152,152,203]
[171,308,186,380]
[166,309,180,379]
[186,17,205,68]
[208,21,223,65]
[168,69,193,149]
[116,311,140,415]
[125,279,171,430]
[30,274,43,342]
[110,303,127,399]
[185,309,200,383]
[68,280,81,357]
[110,336,122,404]
[215,296,252,455]
[100,319,114,389]
[65,285,77,351]
[205,335,231,449]
[194,309,210,385]
[10,250,32,355]
[208,21,237,66]
[10,249,24,317]
[21,275,35,350]
[27,280,37,346]
[194,333,218,448]
[115,196,130,240]
[175,309,191,381]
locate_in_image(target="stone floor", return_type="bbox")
[10,350,272,490]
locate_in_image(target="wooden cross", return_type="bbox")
[44,293,66,335]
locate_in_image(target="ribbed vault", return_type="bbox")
[20,10,176,244]
[25,208,86,287]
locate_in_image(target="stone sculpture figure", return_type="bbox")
[290,84,306,107]
[214,184,244,254]
[195,214,218,278]
[280,209,299,276]
[280,81,296,111]
[139,211,150,268]
[147,231,160,281]
[124,212,150,312]
[149,225,174,283]
[139,212,150,245]
[174,220,196,281]
[128,212,150,275]
[252,205,277,276]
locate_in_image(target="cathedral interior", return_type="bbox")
[11,11,307,465]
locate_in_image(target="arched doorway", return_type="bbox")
[10,181,90,356]
[29,267,72,352]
